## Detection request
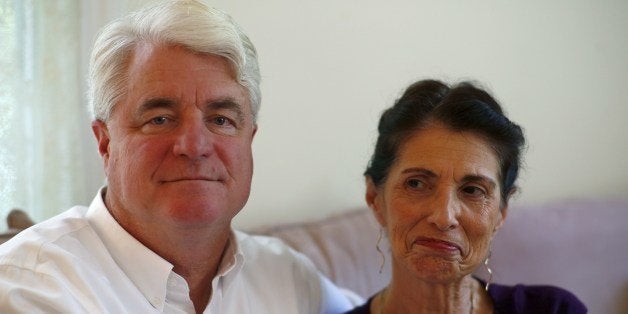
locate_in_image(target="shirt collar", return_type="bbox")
[215,230,244,290]
[86,187,173,311]
[85,187,246,311]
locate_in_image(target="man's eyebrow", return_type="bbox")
[137,98,178,113]
[207,99,245,123]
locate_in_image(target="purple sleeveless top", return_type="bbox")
[345,280,587,314]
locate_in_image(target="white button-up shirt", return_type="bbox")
[0,190,357,313]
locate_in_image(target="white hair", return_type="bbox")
[87,0,261,122]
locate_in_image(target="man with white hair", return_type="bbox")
[0,1,358,312]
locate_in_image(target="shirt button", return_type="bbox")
[150,297,161,308]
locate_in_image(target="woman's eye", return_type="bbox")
[462,186,486,196]
[406,179,424,189]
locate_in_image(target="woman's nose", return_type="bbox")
[426,190,460,231]
[172,117,213,159]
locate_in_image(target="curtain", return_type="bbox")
[0,0,94,229]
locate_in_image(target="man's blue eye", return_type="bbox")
[214,116,234,126]
[215,117,226,125]
[152,116,167,125]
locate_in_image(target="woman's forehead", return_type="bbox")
[393,127,500,180]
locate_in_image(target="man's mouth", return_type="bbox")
[160,176,223,183]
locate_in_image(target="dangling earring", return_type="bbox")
[484,249,493,291]
[376,227,385,274]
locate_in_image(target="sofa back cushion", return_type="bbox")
[252,209,391,298]
[252,198,628,314]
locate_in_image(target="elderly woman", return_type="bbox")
[347,80,586,313]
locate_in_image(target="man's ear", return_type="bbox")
[91,120,111,168]
[365,177,387,227]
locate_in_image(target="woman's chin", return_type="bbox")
[404,255,466,283]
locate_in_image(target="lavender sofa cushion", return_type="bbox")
[251,198,628,314]
[487,199,628,314]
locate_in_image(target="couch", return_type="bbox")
[3,199,627,313]
[251,198,628,314]
[0,208,34,245]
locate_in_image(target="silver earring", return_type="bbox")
[376,228,385,274]
[484,249,492,291]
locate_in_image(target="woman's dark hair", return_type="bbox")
[365,79,525,205]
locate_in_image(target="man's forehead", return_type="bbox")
[129,42,238,76]
[119,43,251,112]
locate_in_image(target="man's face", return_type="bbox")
[92,43,256,231]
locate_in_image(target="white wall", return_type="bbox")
[81,0,628,230]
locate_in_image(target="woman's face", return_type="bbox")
[367,124,508,283]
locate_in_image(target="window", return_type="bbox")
[0,0,19,228]
[0,0,95,229]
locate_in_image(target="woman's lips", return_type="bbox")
[414,237,461,253]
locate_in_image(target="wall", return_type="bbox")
[79,0,628,230]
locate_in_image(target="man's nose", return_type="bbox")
[426,190,460,231]
[172,118,213,159]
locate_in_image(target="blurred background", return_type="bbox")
[0,0,626,230]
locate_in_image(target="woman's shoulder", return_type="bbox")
[488,281,587,314]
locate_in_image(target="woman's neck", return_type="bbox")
[375,274,487,314]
